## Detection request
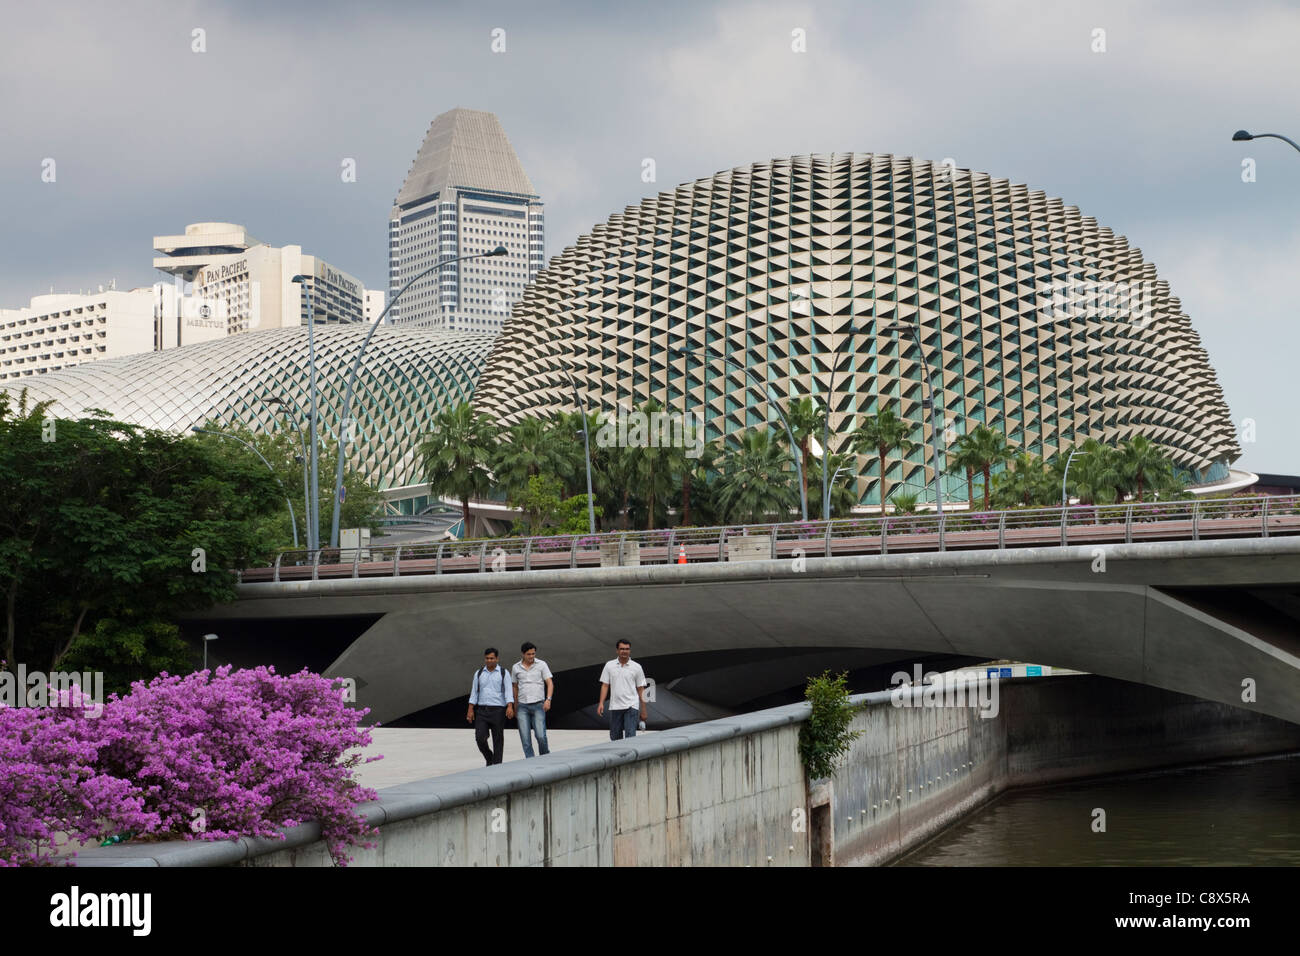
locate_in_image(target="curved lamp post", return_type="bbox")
[1061,448,1088,507]
[289,275,320,552]
[560,365,597,534]
[191,426,299,547]
[1232,129,1300,155]
[262,395,311,549]
[325,245,508,549]
[669,344,807,520]
[883,321,945,515]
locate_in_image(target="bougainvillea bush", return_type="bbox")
[0,666,378,867]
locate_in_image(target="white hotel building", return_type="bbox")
[388,108,544,330]
[0,223,379,383]
[154,222,372,333]
[0,284,227,383]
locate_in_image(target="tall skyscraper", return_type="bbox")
[388,108,544,330]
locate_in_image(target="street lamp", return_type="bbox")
[669,344,807,520]
[560,364,596,534]
[324,245,508,549]
[262,395,310,550]
[203,633,218,671]
[882,322,945,515]
[191,427,300,547]
[289,274,320,553]
[1232,129,1300,154]
[1061,448,1088,508]
[818,324,867,520]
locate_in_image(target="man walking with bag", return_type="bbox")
[511,642,554,758]
[466,647,514,765]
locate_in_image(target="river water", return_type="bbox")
[896,752,1300,866]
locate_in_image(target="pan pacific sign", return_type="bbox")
[199,259,248,286]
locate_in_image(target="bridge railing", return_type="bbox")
[238,494,1300,582]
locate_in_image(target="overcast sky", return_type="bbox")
[2,0,1296,473]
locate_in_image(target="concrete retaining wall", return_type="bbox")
[74,676,1300,867]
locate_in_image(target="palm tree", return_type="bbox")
[678,425,720,527]
[950,425,1017,510]
[782,395,826,516]
[1067,439,1124,505]
[947,435,982,511]
[627,399,681,530]
[1117,435,1175,502]
[492,416,573,502]
[851,405,917,513]
[715,428,798,525]
[420,402,498,537]
[991,452,1053,508]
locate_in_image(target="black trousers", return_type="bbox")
[474,705,506,765]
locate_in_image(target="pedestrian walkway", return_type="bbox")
[349,728,647,790]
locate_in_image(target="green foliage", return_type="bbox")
[0,390,282,676]
[991,452,1057,508]
[851,404,917,510]
[798,670,863,781]
[554,494,603,534]
[59,616,194,697]
[421,402,498,537]
[189,422,383,548]
[714,427,798,524]
[947,425,1017,510]
[509,473,564,533]
[891,491,919,514]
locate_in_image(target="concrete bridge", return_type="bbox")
[191,529,1300,727]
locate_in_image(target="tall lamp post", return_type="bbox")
[882,322,945,515]
[818,324,867,520]
[560,365,597,534]
[325,245,508,549]
[1061,448,1088,508]
[670,344,807,520]
[191,426,299,547]
[289,275,320,553]
[1232,129,1300,155]
[262,395,311,550]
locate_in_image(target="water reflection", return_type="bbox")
[895,752,1300,866]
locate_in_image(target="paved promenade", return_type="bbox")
[350,728,643,789]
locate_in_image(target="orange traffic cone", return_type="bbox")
[677,545,687,565]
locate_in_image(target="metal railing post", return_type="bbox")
[570,535,579,569]
[771,525,779,560]
[523,538,532,571]
[1262,497,1271,538]
[1060,506,1068,547]
[937,514,946,552]
[997,512,1006,549]
[1192,500,1200,541]
[478,541,488,573]
[881,517,888,556]
[718,528,727,562]
[352,545,362,579]
[311,549,320,581]
[618,533,627,567]
[665,529,675,566]
[824,521,833,557]
[436,542,444,574]
[393,545,401,577]
[273,552,283,583]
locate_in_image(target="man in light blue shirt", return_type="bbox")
[466,647,514,765]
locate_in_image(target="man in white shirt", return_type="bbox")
[511,642,554,758]
[597,639,647,740]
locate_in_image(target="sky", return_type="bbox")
[2,0,1297,473]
